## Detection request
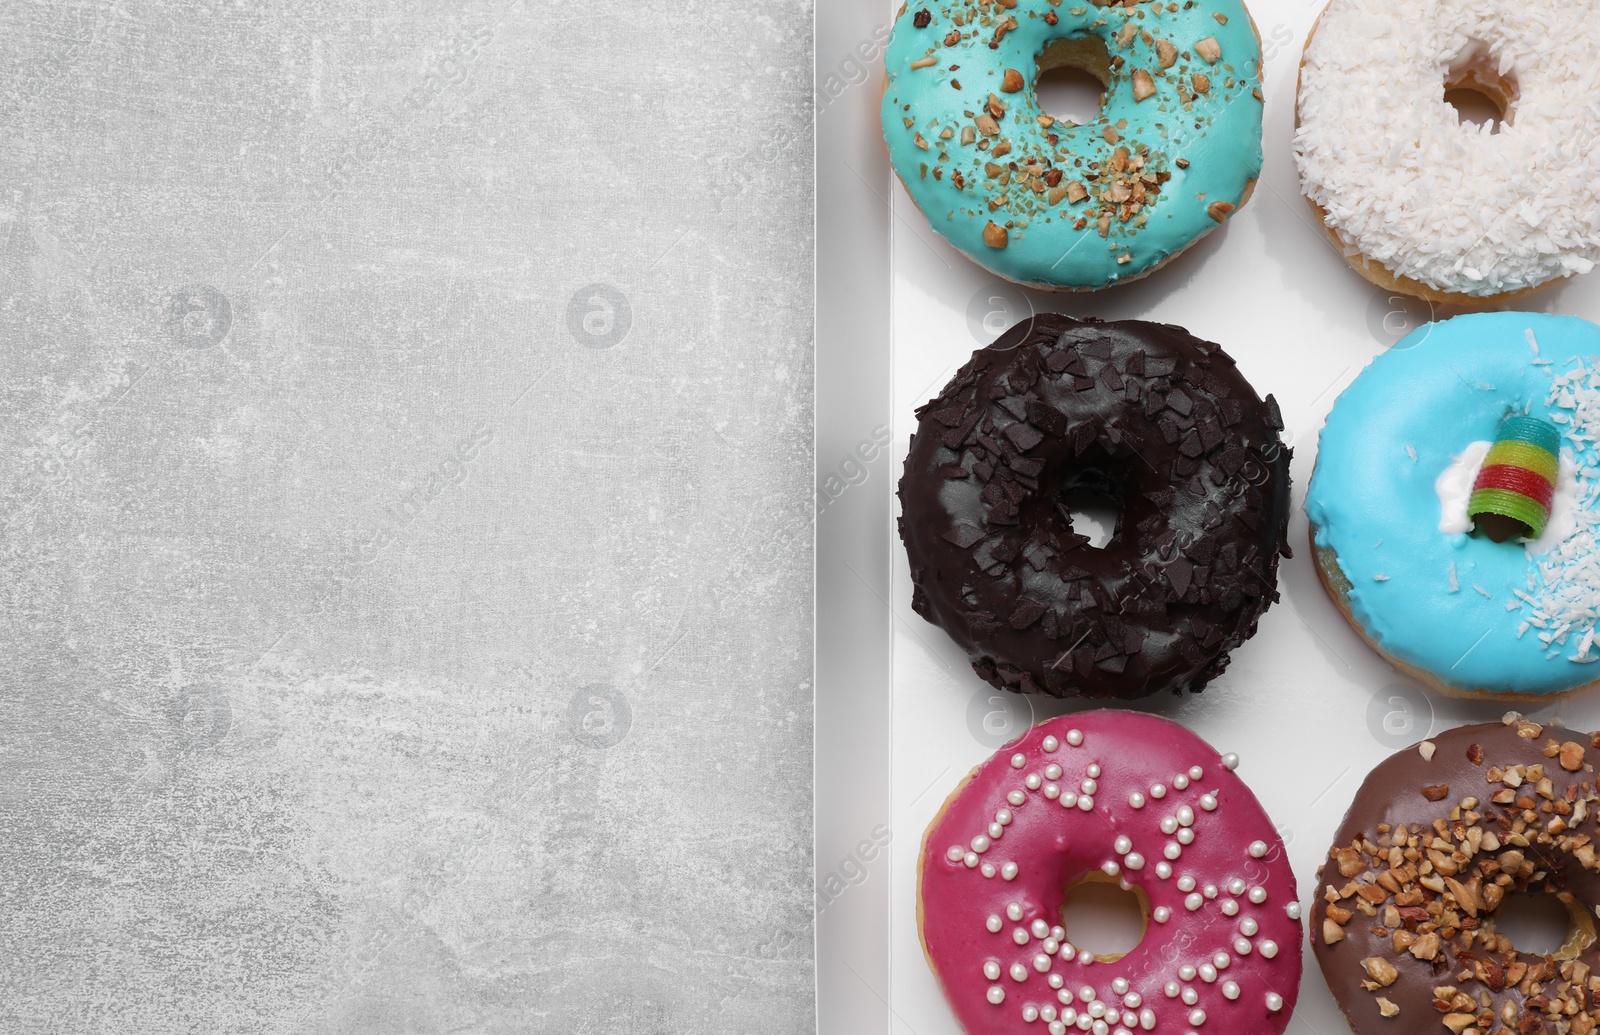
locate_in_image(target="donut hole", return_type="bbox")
[1057,470,1125,549]
[1489,890,1593,958]
[1443,42,1518,133]
[1034,36,1111,127]
[1057,871,1149,960]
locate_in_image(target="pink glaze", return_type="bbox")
[920,711,1302,1035]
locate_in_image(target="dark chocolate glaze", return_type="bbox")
[1314,718,1600,1035]
[897,313,1292,700]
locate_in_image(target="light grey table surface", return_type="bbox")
[0,1,814,1031]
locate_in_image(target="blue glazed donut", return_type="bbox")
[1306,312,1600,699]
[881,0,1265,290]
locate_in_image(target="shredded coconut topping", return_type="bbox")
[1294,1,1600,296]
[1520,358,1600,661]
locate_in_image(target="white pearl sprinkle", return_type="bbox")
[1155,862,1172,879]
[1198,963,1217,983]
[1227,878,1246,896]
[965,852,980,868]
[1177,876,1196,892]
[1140,1008,1156,1030]
[1003,861,1019,881]
[1032,919,1050,938]
[1043,736,1060,752]
[1012,963,1029,982]
[1027,774,1043,791]
[1044,938,1059,955]
[1103,861,1121,877]
[1220,900,1239,917]
[1199,794,1217,812]
[997,808,1013,826]
[1078,796,1094,812]
[1080,986,1096,1003]
[1202,884,1218,900]
[1052,926,1064,940]
[1188,765,1203,780]
[1009,791,1027,807]
[1178,965,1196,981]
[1050,1023,1066,1035]
[1124,853,1145,871]
[1081,778,1098,795]
[1050,974,1065,989]
[1012,754,1027,769]
[1060,791,1079,808]
[1105,1008,1121,1025]
[1265,993,1283,1012]
[1259,940,1278,959]
[1222,753,1239,770]
[981,862,996,878]
[972,835,991,854]
[1045,784,1061,800]
[1152,906,1171,923]
[1182,987,1198,1006]
[1164,982,1180,998]
[1240,918,1258,937]
[1163,843,1181,861]
[1114,836,1133,854]
[1122,991,1139,1007]
[1248,886,1267,904]
[1060,943,1077,962]
[1184,893,1202,911]
[947,846,964,862]
[1043,1004,1058,1022]
[1286,902,1301,920]
[1223,982,1239,1001]
[1111,978,1129,995]
[1177,806,1195,827]
[1176,829,1195,845]
[990,823,1005,839]
[1087,763,1101,778]
[1066,729,1083,746]
[1093,1021,1108,1035]
[1045,764,1063,780]
[984,960,1002,980]
[1234,937,1251,954]
[1150,784,1166,799]
[1173,774,1189,790]
[1248,840,1267,858]
[1129,792,1145,809]
[987,914,1004,933]
[1089,1001,1107,1019]
[1015,928,1030,945]
[1160,816,1180,836]
[1025,1005,1041,1023]
[988,985,1006,1005]
[1212,952,1230,970]
[1189,1009,1206,1026]
[1008,903,1025,921]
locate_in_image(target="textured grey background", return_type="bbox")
[0,1,815,1031]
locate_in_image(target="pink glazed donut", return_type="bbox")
[919,712,1302,1035]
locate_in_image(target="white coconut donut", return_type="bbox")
[1294,0,1600,304]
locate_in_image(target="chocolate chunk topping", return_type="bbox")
[898,314,1293,700]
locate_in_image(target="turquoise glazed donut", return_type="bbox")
[881,0,1265,290]
[1306,312,1600,699]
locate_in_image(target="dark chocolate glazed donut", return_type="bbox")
[1313,717,1600,1035]
[898,314,1291,699]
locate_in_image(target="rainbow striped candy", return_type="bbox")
[1468,414,1560,541]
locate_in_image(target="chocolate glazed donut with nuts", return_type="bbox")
[898,314,1292,700]
[1313,716,1600,1035]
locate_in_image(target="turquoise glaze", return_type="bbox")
[881,0,1264,290]
[1306,313,1600,697]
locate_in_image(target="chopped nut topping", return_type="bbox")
[1562,741,1586,771]
[911,56,938,70]
[982,221,1009,248]
[1422,783,1450,802]
[1362,957,1400,987]
[1376,997,1399,1018]
[1155,39,1178,68]
[1421,741,1438,761]
[1194,36,1222,64]
[998,68,1023,94]
[1323,918,1346,944]
[1192,73,1210,94]
[1132,69,1156,102]
[913,9,932,28]
[1207,200,1236,223]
